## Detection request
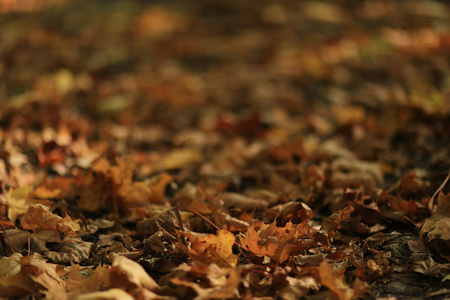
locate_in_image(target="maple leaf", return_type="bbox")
[184,229,238,267]
[65,264,110,296]
[20,204,62,230]
[57,214,83,237]
[20,253,67,300]
[313,260,368,300]
[240,221,311,263]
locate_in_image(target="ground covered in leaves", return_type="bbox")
[1,0,450,299]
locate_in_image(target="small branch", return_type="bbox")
[429,170,450,211]
[0,223,14,254]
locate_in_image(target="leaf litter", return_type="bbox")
[0,0,450,299]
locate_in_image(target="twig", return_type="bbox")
[429,170,450,211]
[0,223,14,254]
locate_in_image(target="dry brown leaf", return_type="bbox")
[178,182,212,214]
[1,229,62,255]
[240,221,311,263]
[118,181,152,211]
[109,254,160,292]
[315,206,354,246]
[44,237,92,264]
[421,192,450,261]
[20,253,67,300]
[20,204,62,230]
[77,288,134,300]
[77,171,112,212]
[170,267,239,300]
[57,214,83,237]
[412,259,450,278]
[65,264,110,296]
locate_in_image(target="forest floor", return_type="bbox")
[1,0,450,299]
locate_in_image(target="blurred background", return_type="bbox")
[0,0,449,182]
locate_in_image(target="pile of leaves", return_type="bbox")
[1,0,450,299]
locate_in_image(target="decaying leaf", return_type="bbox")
[44,237,92,264]
[412,258,450,278]
[421,192,450,261]
[315,206,354,246]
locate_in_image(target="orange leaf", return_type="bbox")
[240,221,310,263]
[313,260,368,300]
[186,229,238,267]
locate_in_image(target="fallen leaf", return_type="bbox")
[20,253,67,300]
[315,206,354,246]
[109,254,160,292]
[412,258,450,278]
[65,264,110,296]
[185,229,238,267]
[7,186,34,224]
[21,204,62,230]
[240,221,311,263]
[170,267,240,299]
[148,172,173,204]
[77,288,134,300]
[313,260,368,300]
[421,192,450,260]
[44,237,93,264]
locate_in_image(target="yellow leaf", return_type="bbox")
[7,186,34,224]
